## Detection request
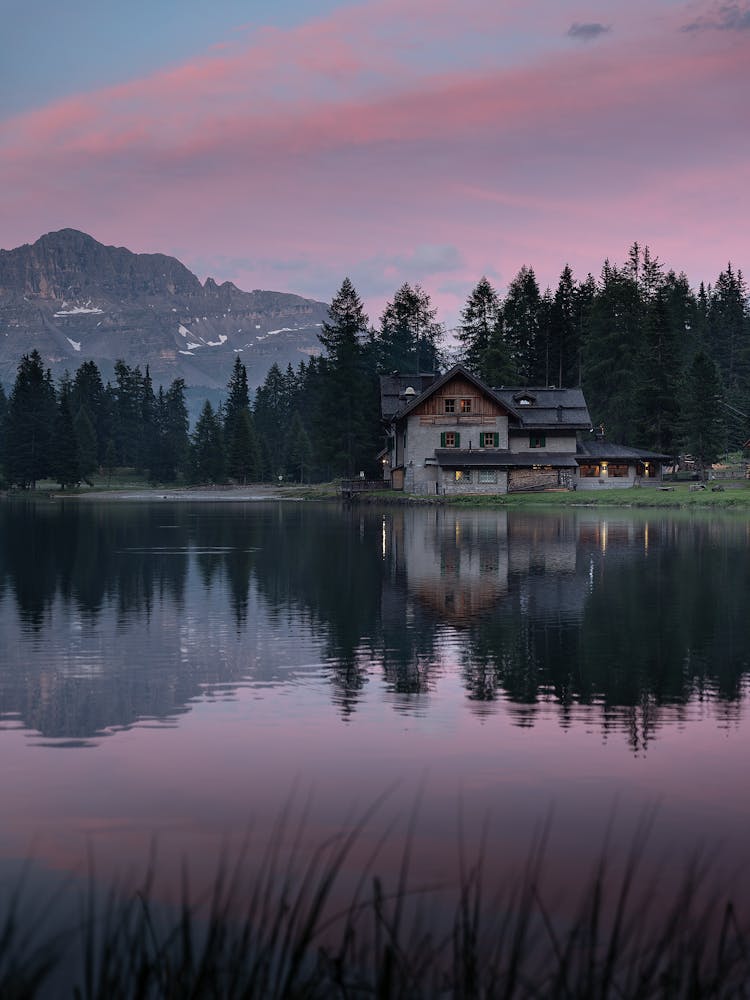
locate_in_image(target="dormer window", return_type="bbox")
[444,398,455,413]
[513,392,536,406]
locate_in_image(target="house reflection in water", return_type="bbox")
[382,509,583,627]
[383,508,509,624]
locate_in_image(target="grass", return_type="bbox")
[2,816,749,998]
[6,473,750,511]
[445,481,750,510]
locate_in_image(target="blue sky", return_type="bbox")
[1,0,348,115]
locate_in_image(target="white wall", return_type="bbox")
[508,431,578,453]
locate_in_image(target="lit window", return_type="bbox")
[579,464,600,478]
[455,470,472,483]
[460,398,472,413]
[444,398,455,413]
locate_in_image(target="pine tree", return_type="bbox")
[52,375,81,488]
[582,261,641,441]
[254,362,290,471]
[456,277,502,379]
[707,264,749,403]
[223,357,254,481]
[536,288,554,386]
[680,352,725,476]
[317,277,380,477]
[482,315,517,386]
[572,273,596,388]
[285,411,313,482]
[112,361,143,466]
[635,286,681,454]
[228,409,261,483]
[4,350,57,488]
[549,265,579,387]
[104,438,117,485]
[0,382,7,482]
[191,401,225,483]
[502,266,542,385]
[137,365,157,473]
[72,360,107,462]
[163,378,190,480]
[74,405,98,484]
[376,283,443,373]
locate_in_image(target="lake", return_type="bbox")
[1,498,749,978]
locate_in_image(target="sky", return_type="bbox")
[1,0,749,326]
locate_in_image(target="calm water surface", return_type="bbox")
[1,499,749,908]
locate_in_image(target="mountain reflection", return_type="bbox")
[0,500,748,744]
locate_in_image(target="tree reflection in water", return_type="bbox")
[0,500,747,745]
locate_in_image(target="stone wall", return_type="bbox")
[440,469,509,495]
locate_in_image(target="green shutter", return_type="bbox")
[440,432,446,447]
[455,432,461,448]
[493,432,499,447]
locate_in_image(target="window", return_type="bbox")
[455,470,472,483]
[444,398,456,413]
[529,434,546,449]
[481,432,500,448]
[440,431,461,448]
[579,463,600,478]
[608,463,629,477]
[460,398,472,413]
[478,469,497,484]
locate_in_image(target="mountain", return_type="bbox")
[0,229,329,392]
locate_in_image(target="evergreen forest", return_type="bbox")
[0,244,748,488]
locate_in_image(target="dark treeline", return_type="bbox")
[0,245,748,487]
[0,353,191,488]
[455,245,749,463]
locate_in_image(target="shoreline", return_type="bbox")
[4,480,750,509]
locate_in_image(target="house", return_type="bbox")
[576,440,667,488]
[380,365,667,494]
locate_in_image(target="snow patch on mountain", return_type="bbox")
[55,300,104,317]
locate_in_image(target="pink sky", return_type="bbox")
[1,0,749,324]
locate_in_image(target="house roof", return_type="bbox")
[381,365,592,430]
[435,449,579,468]
[382,365,520,422]
[379,372,438,420]
[492,387,591,429]
[577,440,670,462]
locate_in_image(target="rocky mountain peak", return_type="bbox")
[0,230,329,392]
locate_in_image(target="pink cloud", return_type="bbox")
[1,0,749,323]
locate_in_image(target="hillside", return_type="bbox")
[0,230,328,390]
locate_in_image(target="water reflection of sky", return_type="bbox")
[0,500,748,907]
